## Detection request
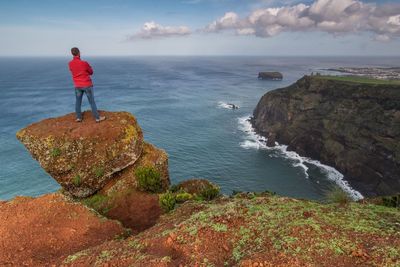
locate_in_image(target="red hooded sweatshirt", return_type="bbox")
[68,56,93,88]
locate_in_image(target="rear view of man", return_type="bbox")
[68,47,105,123]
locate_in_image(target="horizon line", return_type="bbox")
[1,54,400,58]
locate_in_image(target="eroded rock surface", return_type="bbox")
[82,142,170,230]
[252,75,400,196]
[16,111,143,198]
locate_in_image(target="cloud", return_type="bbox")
[204,0,400,41]
[129,22,191,40]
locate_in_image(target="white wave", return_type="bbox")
[218,101,239,110]
[238,115,364,200]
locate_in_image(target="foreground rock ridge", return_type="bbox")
[252,75,400,196]
[4,110,399,266]
[2,192,399,266]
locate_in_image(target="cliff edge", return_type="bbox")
[252,75,400,196]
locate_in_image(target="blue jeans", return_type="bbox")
[75,87,100,120]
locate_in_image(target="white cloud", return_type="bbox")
[204,0,400,41]
[204,12,240,32]
[129,21,191,40]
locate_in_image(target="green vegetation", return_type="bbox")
[136,166,163,193]
[159,191,176,212]
[69,192,400,266]
[382,194,400,208]
[72,174,81,186]
[64,251,87,263]
[169,194,399,265]
[200,184,220,200]
[93,166,105,178]
[128,239,143,250]
[175,192,193,203]
[96,250,113,263]
[211,223,228,232]
[158,181,220,213]
[317,75,400,85]
[82,194,110,214]
[324,185,351,204]
[50,147,61,157]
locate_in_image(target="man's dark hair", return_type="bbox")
[71,47,80,56]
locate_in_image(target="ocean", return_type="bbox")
[1,56,399,201]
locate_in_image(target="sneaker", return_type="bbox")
[96,116,106,123]
[76,118,82,122]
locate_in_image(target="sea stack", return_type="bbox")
[258,72,283,80]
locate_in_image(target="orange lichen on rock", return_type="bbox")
[16,111,143,198]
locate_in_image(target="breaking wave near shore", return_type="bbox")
[237,115,364,201]
[218,101,239,109]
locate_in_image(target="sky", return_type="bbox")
[0,0,399,56]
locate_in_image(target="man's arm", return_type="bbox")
[86,62,94,75]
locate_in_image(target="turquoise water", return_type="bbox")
[1,56,398,200]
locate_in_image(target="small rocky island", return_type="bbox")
[258,71,283,80]
[1,110,399,266]
[252,75,400,197]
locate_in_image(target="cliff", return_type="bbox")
[252,75,400,196]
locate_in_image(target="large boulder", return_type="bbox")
[16,111,143,198]
[0,193,125,266]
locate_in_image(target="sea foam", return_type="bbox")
[218,101,239,109]
[238,116,364,200]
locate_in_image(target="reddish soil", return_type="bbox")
[106,191,162,233]
[19,110,139,139]
[66,196,400,267]
[0,193,125,266]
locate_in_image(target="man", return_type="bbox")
[68,47,105,123]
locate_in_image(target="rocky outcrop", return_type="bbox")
[0,193,125,266]
[252,75,400,196]
[17,111,143,198]
[258,72,283,80]
[17,111,170,230]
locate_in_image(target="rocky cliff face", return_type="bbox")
[252,76,400,196]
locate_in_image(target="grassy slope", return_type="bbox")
[65,193,400,267]
[316,75,400,85]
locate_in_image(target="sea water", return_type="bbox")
[1,56,399,200]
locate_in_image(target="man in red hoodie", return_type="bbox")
[68,47,105,123]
